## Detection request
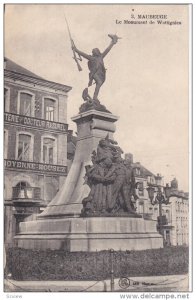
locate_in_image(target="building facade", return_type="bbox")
[148,178,189,247]
[167,179,189,246]
[125,154,189,246]
[4,58,72,246]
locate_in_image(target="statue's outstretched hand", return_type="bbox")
[112,36,118,44]
[108,34,121,44]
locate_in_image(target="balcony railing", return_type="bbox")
[12,187,41,200]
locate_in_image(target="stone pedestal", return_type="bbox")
[40,109,118,218]
[15,217,163,251]
[14,108,163,251]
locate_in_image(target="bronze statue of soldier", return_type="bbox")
[72,34,120,101]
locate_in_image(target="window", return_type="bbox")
[19,92,33,116]
[4,129,8,159]
[44,98,55,121]
[151,177,156,184]
[13,181,31,199]
[4,88,8,111]
[43,138,55,164]
[165,209,170,222]
[135,168,141,176]
[4,87,10,112]
[17,134,32,161]
[138,182,144,196]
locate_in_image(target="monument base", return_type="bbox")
[15,217,163,251]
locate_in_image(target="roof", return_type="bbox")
[141,166,155,177]
[170,190,189,200]
[132,162,155,177]
[4,57,72,93]
[5,57,43,79]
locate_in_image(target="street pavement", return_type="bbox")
[4,274,189,292]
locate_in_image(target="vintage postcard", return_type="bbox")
[3,3,191,298]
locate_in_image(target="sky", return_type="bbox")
[4,4,190,191]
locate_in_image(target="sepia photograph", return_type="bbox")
[3,3,191,296]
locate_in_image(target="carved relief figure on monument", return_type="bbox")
[96,134,121,162]
[81,157,116,215]
[81,135,139,217]
[111,156,136,214]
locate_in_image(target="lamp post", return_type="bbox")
[147,184,171,239]
[110,248,114,291]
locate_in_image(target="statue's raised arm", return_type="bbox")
[102,34,120,58]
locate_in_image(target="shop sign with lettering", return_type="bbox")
[4,113,68,133]
[4,159,67,175]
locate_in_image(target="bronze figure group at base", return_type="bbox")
[81,135,140,217]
